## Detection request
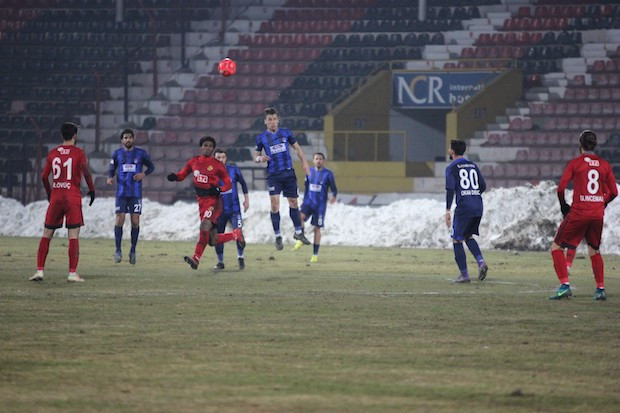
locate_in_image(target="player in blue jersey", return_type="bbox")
[254,107,311,250]
[213,148,250,270]
[445,139,488,283]
[292,152,337,262]
[107,128,155,265]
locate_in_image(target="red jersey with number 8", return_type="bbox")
[42,145,90,200]
[558,153,617,219]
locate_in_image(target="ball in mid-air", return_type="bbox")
[218,57,236,77]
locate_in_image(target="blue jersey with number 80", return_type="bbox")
[445,157,486,217]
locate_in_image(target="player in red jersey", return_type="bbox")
[167,136,245,270]
[549,130,617,300]
[29,122,96,283]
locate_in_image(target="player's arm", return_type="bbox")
[478,166,487,194]
[41,157,52,201]
[218,163,232,193]
[236,167,250,211]
[291,141,310,175]
[82,154,96,206]
[445,167,455,227]
[106,152,117,185]
[604,166,618,207]
[328,172,338,204]
[254,141,269,163]
[168,160,192,182]
[557,162,574,216]
[134,152,155,182]
[303,174,309,200]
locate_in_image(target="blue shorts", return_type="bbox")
[267,169,298,198]
[300,203,325,228]
[116,196,142,215]
[451,215,481,241]
[217,210,243,233]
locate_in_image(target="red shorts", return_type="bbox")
[197,196,222,224]
[44,196,84,229]
[554,215,603,250]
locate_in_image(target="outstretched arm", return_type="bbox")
[292,142,310,175]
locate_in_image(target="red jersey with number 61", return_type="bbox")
[558,153,617,219]
[42,145,92,200]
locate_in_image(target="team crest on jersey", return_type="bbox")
[57,148,70,155]
[207,165,213,171]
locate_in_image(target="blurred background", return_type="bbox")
[1,0,619,205]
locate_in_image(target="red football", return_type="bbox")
[218,57,237,77]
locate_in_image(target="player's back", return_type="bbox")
[563,153,616,218]
[45,145,87,199]
[446,157,485,216]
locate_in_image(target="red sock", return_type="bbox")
[36,237,51,270]
[68,239,79,273]
[552,249,569,284]
[193,231,209,261]
[217,232,235,244]
[565,248,576,268]
[590,253,605,289]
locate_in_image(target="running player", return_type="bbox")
[291,152,337,262]
[213,148,249,270]
[30,122,95,283]
[167,136,244,270]
[549,130,617,300]
[107,128,155,265]
[254,107,311,250]
[445,139,489,283]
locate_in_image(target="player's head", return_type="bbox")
[579,130,597,152]
[120,128,135,150]
[60,122,79,142]
[214,148,227,165]
[313,152,325,169]
[199,135,216,157]
[449,139,466,159]
[264,107,279,132]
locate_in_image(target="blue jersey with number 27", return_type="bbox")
[445,157,486,217]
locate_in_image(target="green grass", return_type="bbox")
[1,236,619,412]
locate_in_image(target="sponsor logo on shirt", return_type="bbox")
[269,143,286,154]
[193,170,209,184]
[584,157,600,167]
[309,183,322,192]
[57,148,70,155]
[122,164,137,173]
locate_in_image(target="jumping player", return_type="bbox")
[291,152,338,262]
[107,128,155,265]
[213,148,249,270]
[30,122,95,283]
[549,130,617,300]
[254,107,311,250]
[445,139,489,283]
[167,136,244,270]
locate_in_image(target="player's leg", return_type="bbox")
[586,219,606,300]
[565,247,576,273]
[549,216,581,299]
[310,226,321,263]
[233,213,245,270]
[114,197,127,263]
[451,215,470,283]
[213,215,227,269]
[67,226,84,282]
[31,227,55,281]
[462,217,488,281]
[269,175,284,250]
[129,214,140,266]
[292,207,309,251]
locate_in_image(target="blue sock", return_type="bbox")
[130,227,139,253]
[215,241,224,260]
[237,243,244,257]
[270,212,280,234]
[289,207,302,232]
[453,242,468,275]
[465,238,484,266]
[114,225,122,252]
[313,244,320,255]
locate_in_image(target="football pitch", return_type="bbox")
[1,236,619,412]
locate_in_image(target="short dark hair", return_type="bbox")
[120,128,134,140]
[214,148,226,155]
[579,130,597,151]
[314,152,325,159]
[450,139,466,156]
[199,135,216,147]
[60,122,78,141]
[264,107,278,119]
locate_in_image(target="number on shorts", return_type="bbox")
[134,202,142,213]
